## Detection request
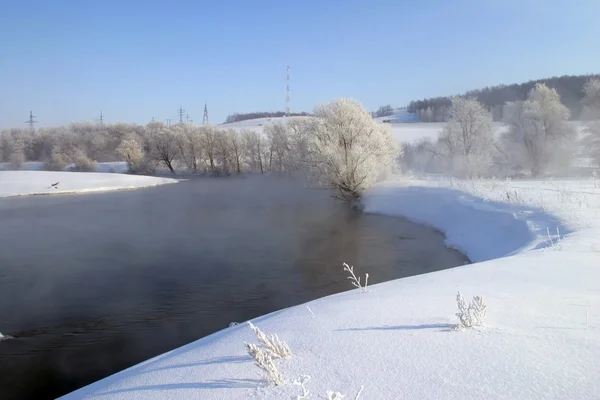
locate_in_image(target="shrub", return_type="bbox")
[455,291,487,329]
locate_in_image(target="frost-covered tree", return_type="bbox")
[227,129,244,174]
[199,125,217,173]
[116,137,144,171]
[146,122,179,174]
[501,83,576,176]
[265,121,292,172]
[436,97,494,177]
[306,98,401,203]
[582,79,600,166]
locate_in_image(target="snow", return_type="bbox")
[0,171,177,198]
[59,175,600,400]
[0,161,130,173]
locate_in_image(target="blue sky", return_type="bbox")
[1,0,599,128]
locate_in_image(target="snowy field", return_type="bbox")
[60,176,600,400]
[0,171,177,198]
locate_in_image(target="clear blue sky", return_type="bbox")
[1,0,599,128]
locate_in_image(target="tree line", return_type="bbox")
[407,74,600,122]
[223,111,311,124]
[400,78,600,178]
[1,99,401,203]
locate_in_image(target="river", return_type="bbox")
[0,175,468,399]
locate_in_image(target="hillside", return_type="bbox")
[407,74,600,122]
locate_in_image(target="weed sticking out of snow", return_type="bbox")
[326,391,345,400]
[293,375,311,399]
[544,227,564,251]
[455,291,487,329]
[245,342,284,386]
[342,262,369,292]
[248,321,292,359]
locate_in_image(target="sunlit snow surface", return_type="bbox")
[0,171,176,198]
[60,175,600,400]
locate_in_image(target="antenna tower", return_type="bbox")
[25,110,38,131]
[202,103,209,125]
[286,66,290,117]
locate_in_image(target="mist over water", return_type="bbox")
[0,175,468,399]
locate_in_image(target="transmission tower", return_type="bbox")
[286,65,290,117]
[98,110,104,125]
[177,105,185,124]
[25,110,38,131]
[166,119,171,126]
[202,103,209,125]
[186,114,190,125]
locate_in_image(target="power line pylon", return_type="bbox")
[286,66,290,117]
[25,110,38,131]
[202,103,209,125]
[178,105,185,125]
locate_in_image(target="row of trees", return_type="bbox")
[1,99,401,202]
[407,74,600,122]
[401,79,600,178]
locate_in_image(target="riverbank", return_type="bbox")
[0,171,177,198]
[59,176,600,399]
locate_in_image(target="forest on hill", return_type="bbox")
[407,74,600,122]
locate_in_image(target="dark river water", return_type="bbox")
[0,176,468,399]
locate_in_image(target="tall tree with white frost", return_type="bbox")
[436,97,493,177]
[306,98,401,203]
[582,78,600,166]
[502,83,576,176]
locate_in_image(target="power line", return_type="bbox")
[25,110,38,131]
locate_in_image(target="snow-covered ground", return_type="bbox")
[0,171,177,198]
[60,176,600,400]
[0,161,129,173]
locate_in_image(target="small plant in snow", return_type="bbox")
[294,375,311,399]
[245,342,284,386]
[325,386,364,400]
[545,226,564,250]
[248,321,292,358]
[455,291,487,329]
[342,262,369,292]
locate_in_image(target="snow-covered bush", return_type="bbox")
[436,97,494,177]
[248,321,292,358]
[245,342,284,386]
[305,98,401,203]
[455,291,487,329]
[342,262,369,292]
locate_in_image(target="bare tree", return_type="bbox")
[146,122,179,174]
[437,97,494,177]
[227,129,244,174]
[200,125,217,173]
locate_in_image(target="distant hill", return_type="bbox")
[224,111,310,124]
[407,74,600,122]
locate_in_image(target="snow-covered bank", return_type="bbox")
[60,177,600,400]
[0,171,177,198]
